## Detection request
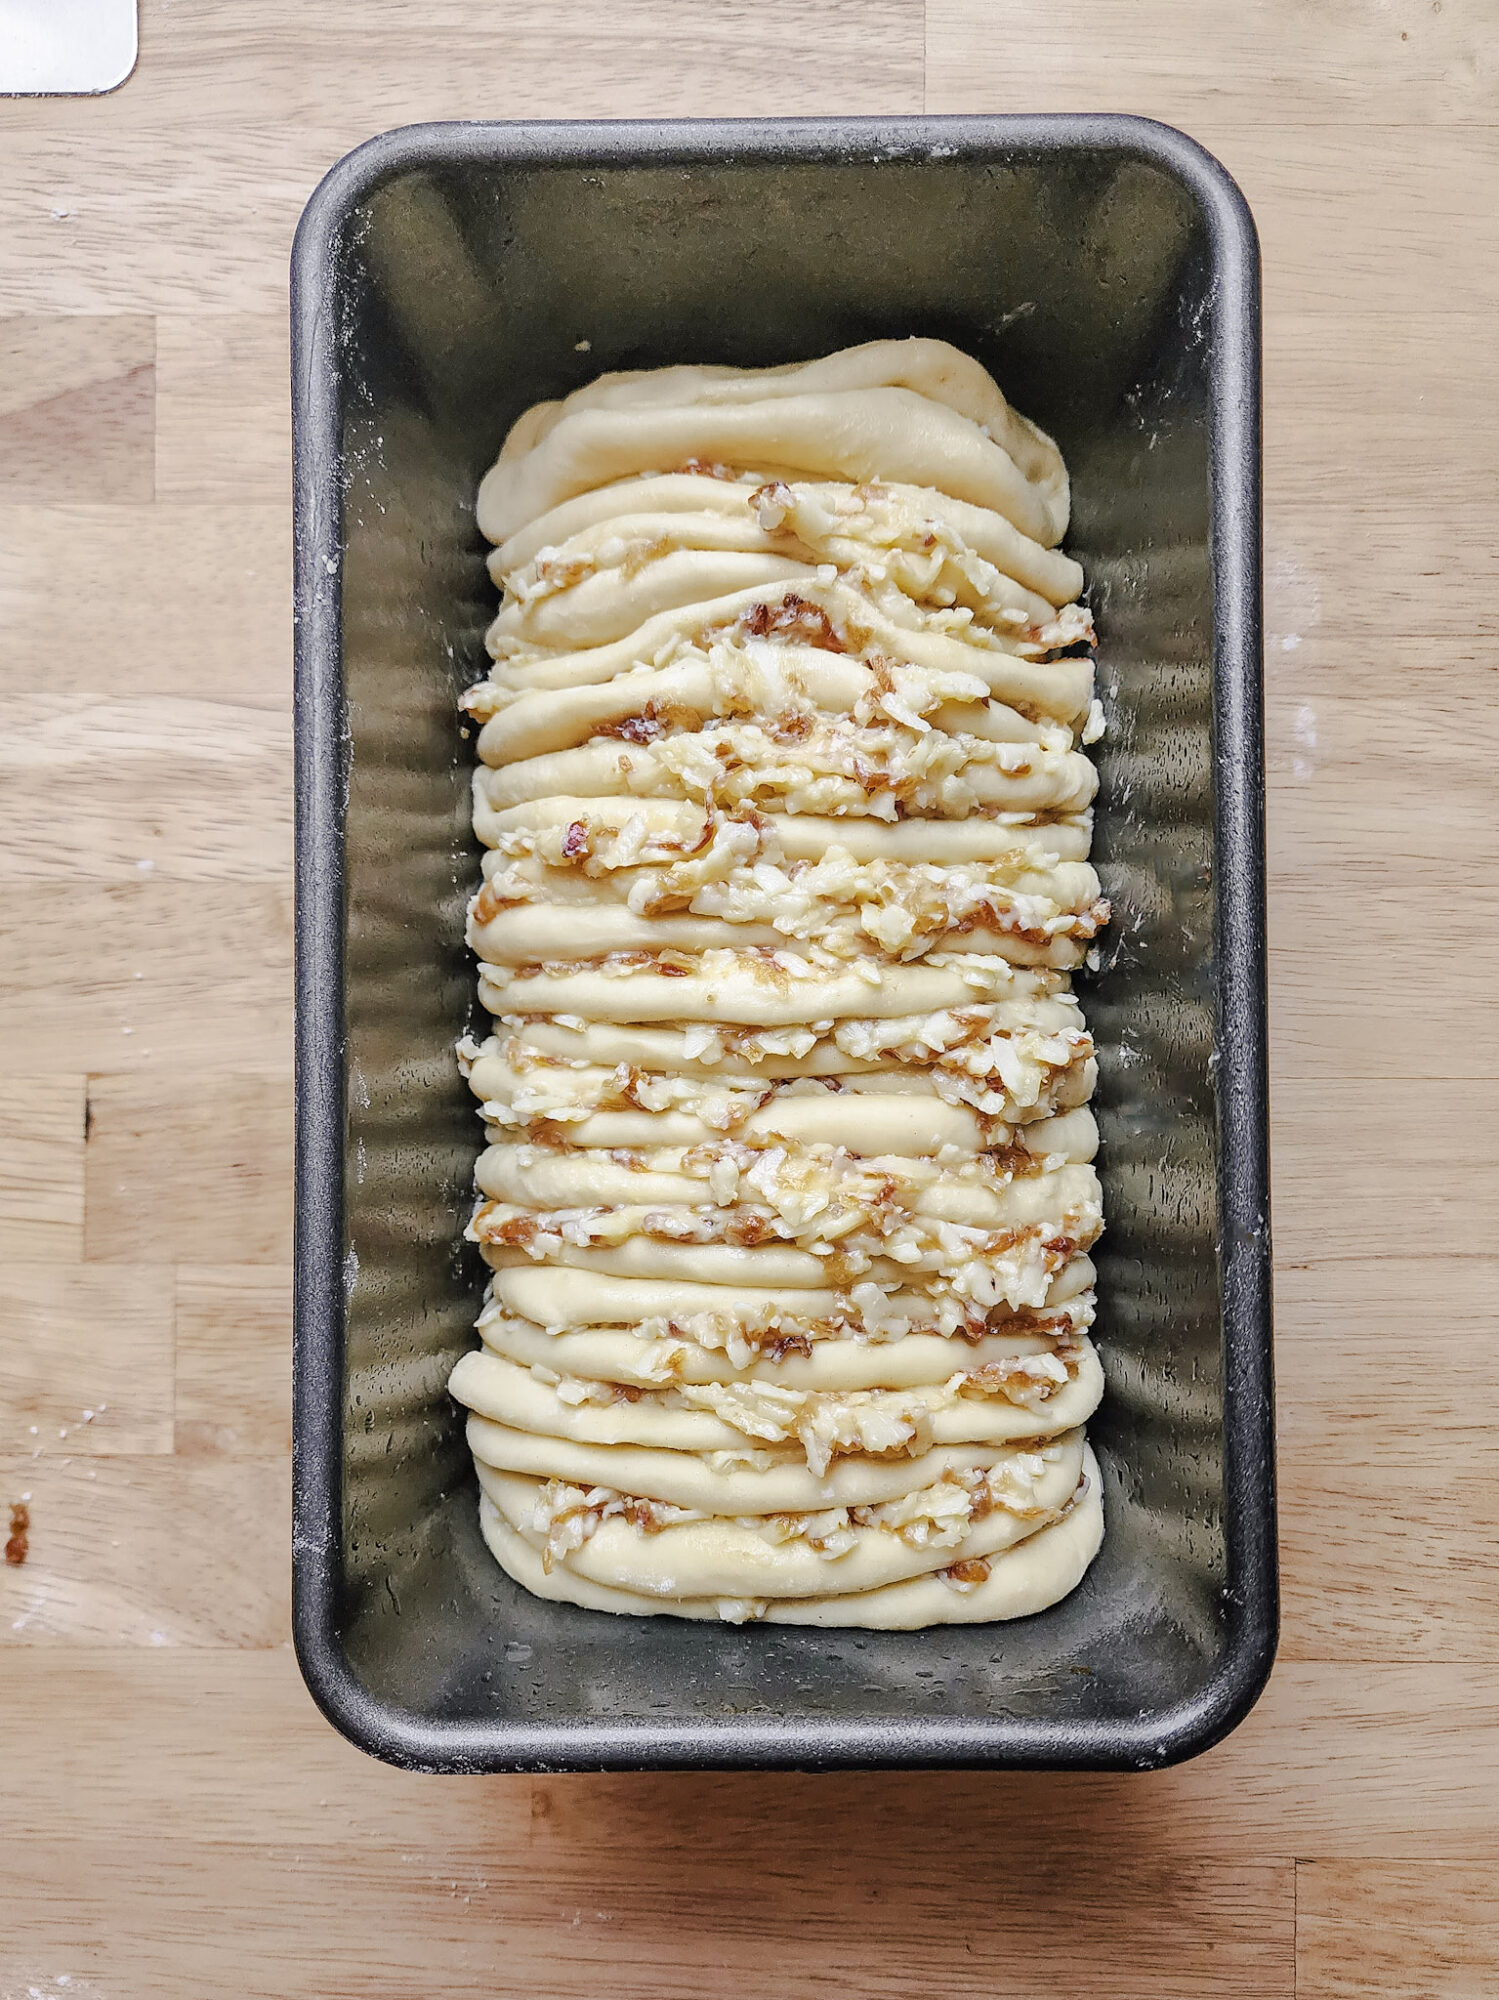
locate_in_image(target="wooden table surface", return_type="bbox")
[3,3,1496,1993]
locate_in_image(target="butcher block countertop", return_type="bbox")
[2,4,1496,1994]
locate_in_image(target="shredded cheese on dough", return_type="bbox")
[448,337,1109,1627]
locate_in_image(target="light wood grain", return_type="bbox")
[1264,498,1499,648]
[1279,1333,1499,1661]
[174,1265,291,1456]
[1297,1860,1499,1999]
[156,314,290,503]
[1272,1082,1498,1278]
[927,0,1499,127]
[0,1457,288,1646]
[0,881,291,1072]
[0,315,155,501]
[0,1076,85,1261]
[0,0,1494,1990]
[83,1071,293,1264]
[1264,313,1499,507]
[0,1265,174,1456]
[0,1,925,316]
[0,501,291,705]
[0,693,291,881]
[1268,901,1498,1080]
[3,1651,1498,1991]
[0,1841,1295,1999]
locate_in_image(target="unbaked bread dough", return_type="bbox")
[451,337,1108,1626]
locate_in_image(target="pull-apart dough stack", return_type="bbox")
[451,339,1109,1628]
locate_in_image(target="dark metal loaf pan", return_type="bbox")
[291,115,1273,1772]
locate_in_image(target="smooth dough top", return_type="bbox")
[479,339,1070,548]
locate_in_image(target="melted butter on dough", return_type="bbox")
[450,338,1109,1626]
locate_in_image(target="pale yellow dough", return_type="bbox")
[451,338,1108,1627]
[476,1446,1104,1629]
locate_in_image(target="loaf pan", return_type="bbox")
[292,115,1273,1772]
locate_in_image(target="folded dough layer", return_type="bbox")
[475,1445,1103,1628]
[478,387,1068,549]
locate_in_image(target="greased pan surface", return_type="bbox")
[292,116,1273,1771]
